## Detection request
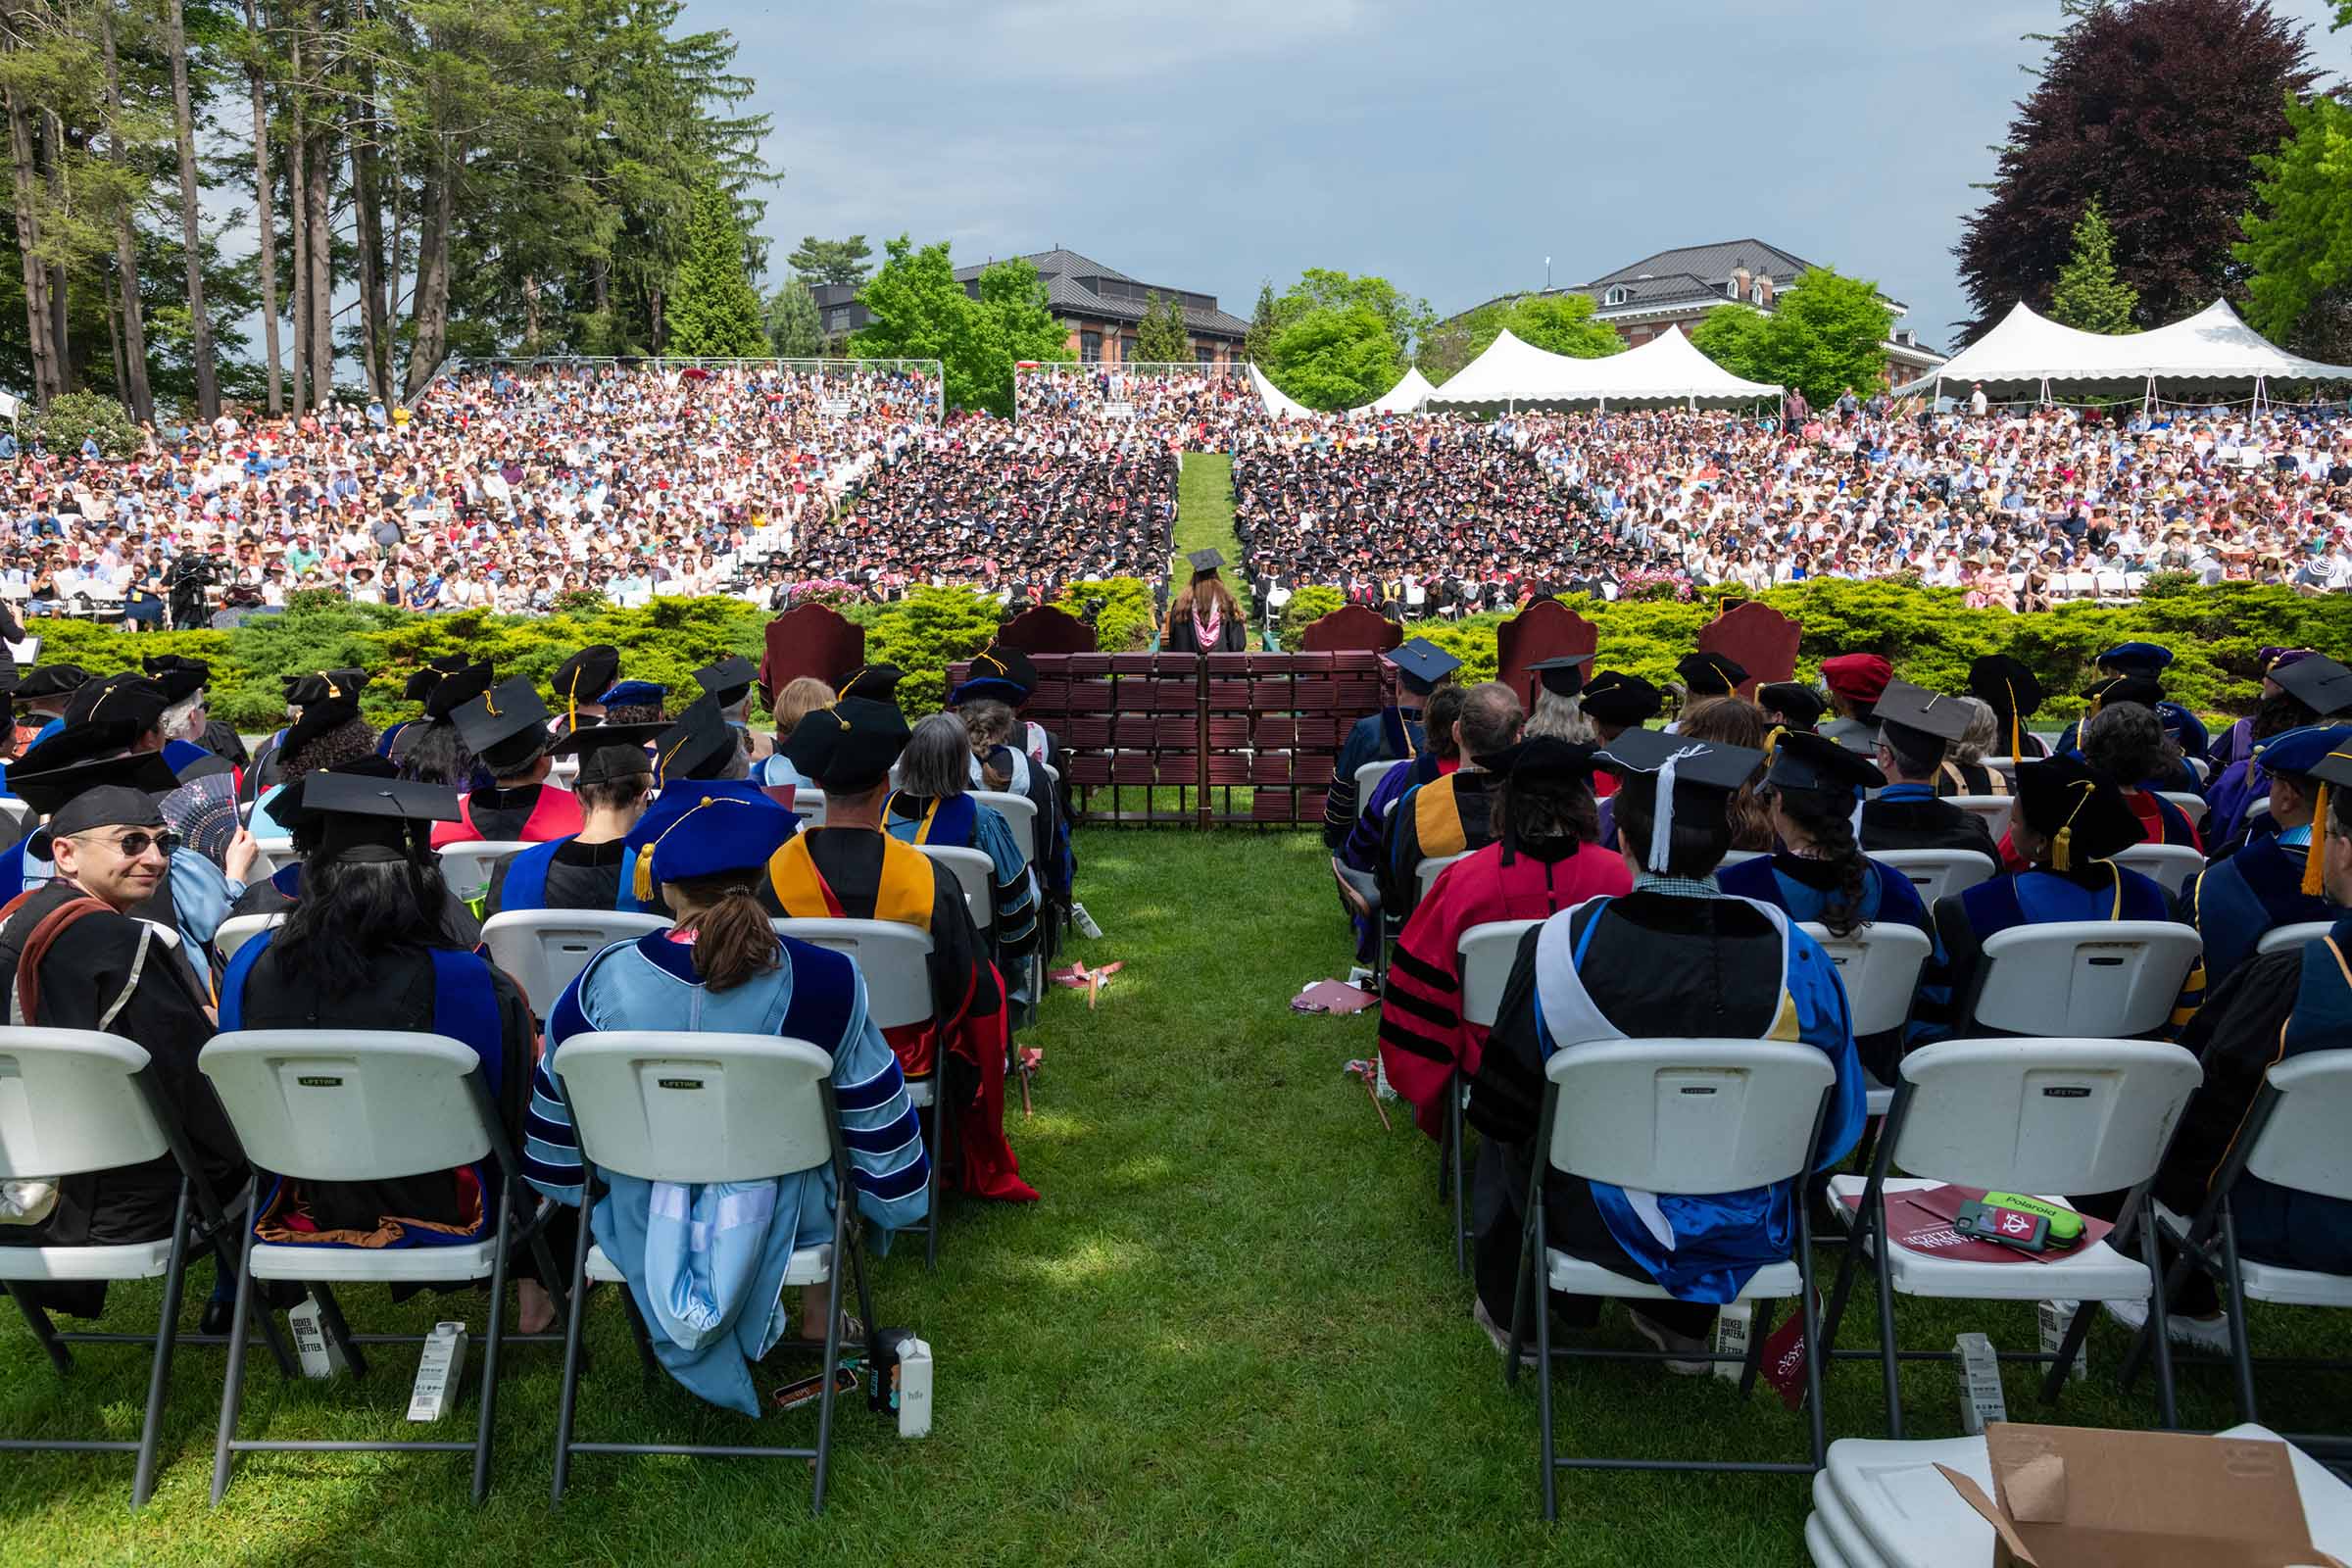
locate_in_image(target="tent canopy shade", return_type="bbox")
[1894,298,2352,399]
[1351,366,1434,415]
[1422,325,1781,411]
[1250,362,1312,419]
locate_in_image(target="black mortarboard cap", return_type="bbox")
[782,696,908,794]
[1594,727,1764,794]
[693,656,758,708]
[1872,679,1971,745]
[10,721,176,836]
[141,655,210,706]
[1757,682,1827,729]
[551,645,621,721]
[550,719,662,784]
[1579,671,1662,728]
[1676,652,1746,696]
[13,663,89,704]
[2082,674,2163,713]
[422,662,496,722]
[297,771,460,864]
[1387,637,1462,696]
[836,662,905,706]
[653,697,739,785]
[1967,655,2045,720]
[1527,654,1595,699]
[285,669,369,710]
[1472,735,1602,781]
[402,656,472,705]
[2015,756,2141,869]
[1765,729,1885,797]
[2271,654,2352,719]
[1188,547,1224,573]
[65,673,169,734]
[454,675,554,773]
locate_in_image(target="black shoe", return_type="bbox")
[199,1297,234,1336]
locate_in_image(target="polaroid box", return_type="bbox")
[1936,1423,2343,1567]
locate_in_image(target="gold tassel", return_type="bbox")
[2005,677,2022,760]
[2053,825,2072,873]
[1762,724,1787,769]
[2304,782,2329,897]
[632,848,654,904]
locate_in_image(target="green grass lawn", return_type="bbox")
[4,830,2343,1566]
[1174,453,1247,624]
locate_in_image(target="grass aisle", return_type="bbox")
[1174,453,1247,624]
[4,833,2340,1566]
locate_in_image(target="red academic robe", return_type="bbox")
[431,785,584,850]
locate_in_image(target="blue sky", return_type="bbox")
[691,0,2349,355]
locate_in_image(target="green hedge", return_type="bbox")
[44,576,2348,734]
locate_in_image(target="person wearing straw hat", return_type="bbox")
[1462,727,1864,1368]
[524,779,929,1409]
[1933,757,2175,1035]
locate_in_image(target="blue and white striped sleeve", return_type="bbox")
[521,968,597,1205]
[830,969,930,1237]
[976,805,1040,958]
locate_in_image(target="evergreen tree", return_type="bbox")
[786,235,873,288]
[1134,292,1191,364]
[1244,280,1279,364]
[2048,198,2139,333]
[766,273,825,357]
[665,181,767,356]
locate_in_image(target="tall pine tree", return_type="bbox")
[2047,198,2139,333]
[1134,292,1191,364]
[665,181,767,356]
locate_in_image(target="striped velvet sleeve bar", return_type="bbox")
[830,972,932,1233]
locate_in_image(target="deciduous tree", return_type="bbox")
[2237,91,2352,361]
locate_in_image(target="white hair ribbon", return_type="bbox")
[1650,744,1707,874]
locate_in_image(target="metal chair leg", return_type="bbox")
[2218,1206,2258,1425]
[1532,1199,1557,1523]
[1449,1082,1469,1278]
[810,1195,850,1516]
[131,1187,195,1509]
[1874,1199,1904,1440]
[2039,1300,2099,1403]
[471,1187,514,1505]
[210,1186,262,1506]
[1738,1300,1776,1399]
[2144,1205,2180,1429]
[549,1185,597,1507]
[7,1280,73,1374]
[1797,1198,1830,1472]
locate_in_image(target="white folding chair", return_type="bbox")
[1820,1037,2203,1436]
[1966,920,2202,1037]
[915,844,996,945]
[1800,922,1933,1117]
[2136,1049,2352,1433]
[772,918,947,1270]
[2247,795,2275,824]
[436,840,536,903]
[200,1029,555,1505]
[1444,919,1540,1276]
[545,1031,877,1512]
[1506,1039,1838,1518]
[2112,841,2205,896]
[1943,795,2013,842]
[2257,920,2335,956]
[2185,756,2212,786]
[1718,849,1769,868]
[1414,851,1468,905]
[970,790,1038,869]
[246,838,298,882]
[1873,849,1996,906]
[2156,790,2209,826]
[479,909,673,1019]
[0,797,34,838]
[0,1027,293,1507]
[214,912,287,962]
[1354,760,1394,821]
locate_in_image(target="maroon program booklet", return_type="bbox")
[1839,1184,2113,1265]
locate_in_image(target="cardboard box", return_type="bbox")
[1936,1423,2345,1567]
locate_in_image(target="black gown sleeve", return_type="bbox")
[2153,951,2300,1215]
[1466,924,1546,1145]
[926,859,1002,1020]
[1932,893,1988,1033]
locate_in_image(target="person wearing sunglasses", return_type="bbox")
[0,743,240,1317]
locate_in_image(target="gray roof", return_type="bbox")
[953,247,1249,339]
[1588,238,1816,290]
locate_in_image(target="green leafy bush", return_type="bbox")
[31,391,142,459]
[58,578,2348,738]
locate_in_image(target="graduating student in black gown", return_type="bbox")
[483,723,661,917]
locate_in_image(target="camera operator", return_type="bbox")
[166,553,215,630]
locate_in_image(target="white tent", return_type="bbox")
[1422,325,1781,410]
[1894,298,2352,400]
[0,391,20,423]
[1249,362,1312,419]
[1351,366,1434,415]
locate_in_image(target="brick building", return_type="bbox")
[812,247,1251,367]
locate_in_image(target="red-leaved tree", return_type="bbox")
[1953,0,2316,345]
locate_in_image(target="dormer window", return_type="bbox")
[1603,285,1630,307]
[1751,281,1767,306]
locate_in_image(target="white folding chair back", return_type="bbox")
[771,918,935,1031]
[546,756,579,789]
[0,797,34,838]
[969,790,1037,869]
[1888,1037,2201,1196]
[2257,921,2335,956]
[1970,921,2202,1037]
[1458,919,1540,1028]
[479,910,672,1015]
[553,1031,833,1186]
[247,838,298,881]
[1799,922,1933,1039]
[2185,756,2212,785]
[213,912,286,961]
[2112,842,2205,896]
[793,793,828,828]
[1874,849,1995,906]
[2246,795,2274,823]
[199,1030,492,1182]
[2247,1051,2352,1201]
[436,840,535,900]
[1718,849,1768,868]
[1544,1038,1835,1194]
[1415,852,1469,903]
[0,1027,162,1178]
[2156,791,2208,823]
[1354,760,1393,819]
[1945,795,2013,842]
[914,844,995,938]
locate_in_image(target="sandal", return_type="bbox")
[800,1311,865,1349]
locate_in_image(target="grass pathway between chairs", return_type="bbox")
[1175,453,1247,625]
[3,830,2341,1566]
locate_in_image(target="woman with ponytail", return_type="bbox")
[524,779,931,1413]
[1718,730,1948,1076]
